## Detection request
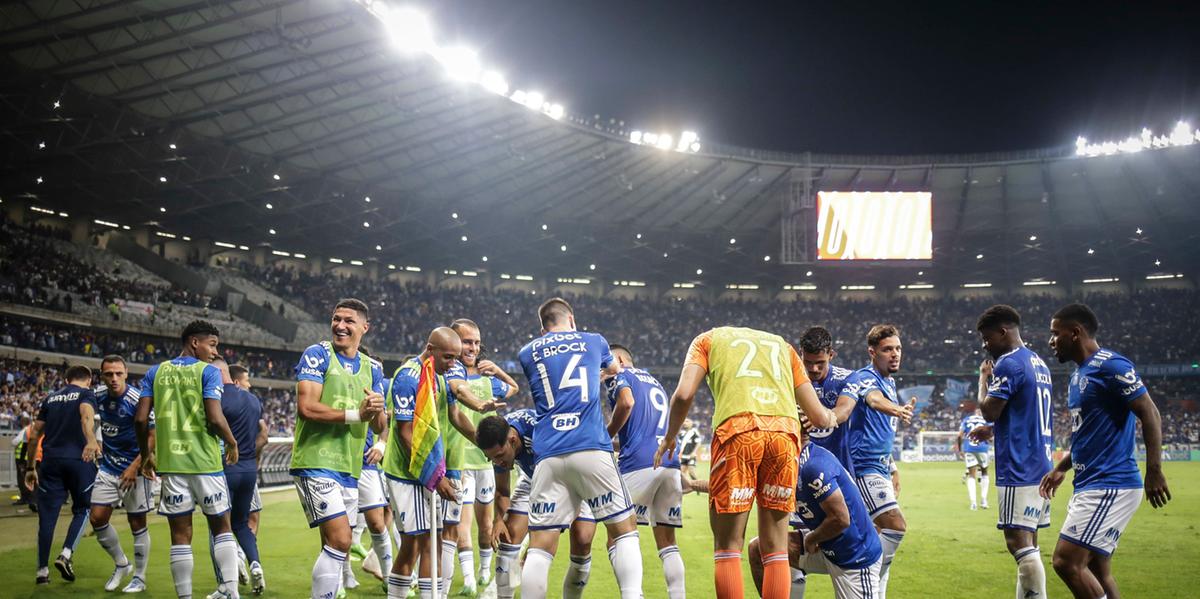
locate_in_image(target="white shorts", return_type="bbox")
[462,468,496,505]
[92,469,158,514]
[250,484,261,513]
[1059,488,1142,556]
[624,467,683,528]
[529,450,631,530]
[293,475,358,528]
[443,474,464,525]
[854,473,899,520]
[795,550,883,599]
[509,471,594,521]
[964,452,990,469]
[159,473,230,517]
[997,484,1051,531]
[386,476,463,534]
[358,469,389,511]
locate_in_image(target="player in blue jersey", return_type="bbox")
[89,355,156,593]
[955,409,991,510]
[606,344,685,599]
[967,305,1054,598]
[841,324,914,599]
[799,327,856,474]
[474,410,599,599]
[1040,303,1170,599]
[291,299,388,599]
[748,443,883,599]
[517,298,641,599]
[24,365,101,586]
[214,359,267,595]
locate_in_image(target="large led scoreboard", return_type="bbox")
[815,191,933,261]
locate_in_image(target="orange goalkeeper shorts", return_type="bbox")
[709,427,799,514]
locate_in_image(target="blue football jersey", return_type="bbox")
[96,384,149,476]
[221,383,262,473]
[986,346,1053,486]
[519,331,614,462]
[793,444,883,570]
[808,365,854,475]
[606,367,679,473]
[1068,349,1146,491]
[960,414,990,453]
[842,365,899,477]
[503,409,538,477]
[37,383,98,461]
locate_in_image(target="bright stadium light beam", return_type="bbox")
[522,91,545,111]
[382,6,435,54]
[436,45,482,82]
[480,70,509,96]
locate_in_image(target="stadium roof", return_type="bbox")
[3,0,1199,291]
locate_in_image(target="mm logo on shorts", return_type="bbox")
[531,502,556,515]
[164,493,185,506]
[730,487,754,503]
[762,484,793,500]
[635,505,648,517]
[552,413,580,431]
[585,491,614,509]
[203,491,225,505]
[668,506,681,518]
[1024,506,1042,519]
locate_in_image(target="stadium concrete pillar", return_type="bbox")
[69,217,90,244]
[252,246,267,267]
[366,261,380,282]
[309,256,324,276]
[132,226,151,249]
[194,239,212,266]
[2,196,26,224]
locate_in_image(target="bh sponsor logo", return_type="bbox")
[552,413,581,432]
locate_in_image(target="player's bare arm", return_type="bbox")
[491,470,512,547]
[795,381,836,428]
[655,363,705,467]
[448,403,477,444]
[1039,454,1072,499]
[296,380,384,423]
[134,393,155,476]
[23,420,43,491]
[477,359,520,399]
[80,401,101,463]
[448,378,505,413]
[608,386,635,438]
[802,488,852,555]
[863,389,914,423]
[1130,393,1171,508]
[204,397,239,466]
[255,420,268,459]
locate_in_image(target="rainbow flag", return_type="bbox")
[409,356,446,490]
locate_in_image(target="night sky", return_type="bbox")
[429,0,1198,155]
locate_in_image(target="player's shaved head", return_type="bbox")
[611,343,634,366]
[426,326,463,374]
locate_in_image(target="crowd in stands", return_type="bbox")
[0,219,225,314]
[232,260,1200,371]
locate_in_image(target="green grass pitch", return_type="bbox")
[2,462,1197,598]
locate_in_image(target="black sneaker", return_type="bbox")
[54,554,75,582]
[36,574,50,585]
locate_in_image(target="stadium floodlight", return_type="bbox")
[1022,280,1057,286]
[1082,277,1118,284]
[53,100,60,109]
[1136,228,1142,235]
[806,270,813,276]
[272,250,291,257]
[481,255,488,262]
[589,264,596,270]
[436,45,482,82]
[673,283,695,289]
[515,274,534,281]
[630,131,643,144]
[382,6,435,54]
[273,174,280,180]
[265,203,273,209]
[159,207,167,213]
[784,284,817,291]
[840,285,875,290]
[122,225,131,230]
[1075,121,1200,157]
[363,221,371,228]
[1155,259,1161,266]
[405,265,421,272]
[214,241,237,249]
[444,269,458,275]
[30,206,55,215]
[663,252,669,258]
[328,258,344,264]
[560,244,567,252]
[238,245,250,251]
[294,253,306,259]
[1146,273,1184,280]
[169,143,177,150]
[522,91,545,111]
[364,196,371,203]
[387,264,396,270]
[159,176,167,183]
[729,238,737,244]
[36,176,43,184]
[350,260,365,266]
[696,268,703,275]
[763,255,771,261]
[269,229,276,235]
[546,103,565,120]
[655,134,673,150]
[1029,235,1037,241]
[726,284,760,290]
[976,254,984,260]
[635,233,642,239]
[500,274,512,279]
[899,284,935,289]
[962,282,992,288]
[38,141,45,149]
[1087,248,1095,255]
[375,245,382,251]
[57,212,68,218]
[480,70,510,96]
[676,131,699,152]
